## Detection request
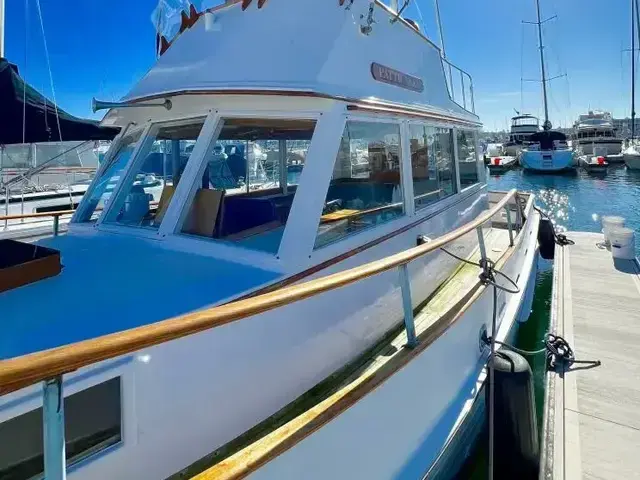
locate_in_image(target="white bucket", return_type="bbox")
[609,227,635,260]
[602,215,625,245]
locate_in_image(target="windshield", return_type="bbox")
[75,130,143,223]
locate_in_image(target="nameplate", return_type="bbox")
[371,63,424,93]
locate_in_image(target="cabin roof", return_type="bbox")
[121,0,475,123]
[0,234,279,360]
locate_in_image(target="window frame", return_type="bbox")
[72,123,148,226]
[455,127,482,191]
[312,115,407,251]
[0,358,132,477]
[166,110,323,253]
[405,120,458,212]
[99,116,209,231]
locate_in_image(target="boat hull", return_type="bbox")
[520,149,575,172]
[244,207,540,480]
[624,152,640,170]
[487,156,517,173]
[0,188,491,480]
[574,139,622,156]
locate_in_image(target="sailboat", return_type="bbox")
[624,0,640,169]
[519,0,575,172]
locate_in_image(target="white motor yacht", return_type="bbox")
[572,111,623,160]
[0,1,540,479]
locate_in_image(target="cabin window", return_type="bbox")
[104,120,206,228]
[76,130,143,223]
[0,377,122,478]
[178,118,315,253]
[456,129,479,187]
[314,121,403,249]
[409,124,456,210]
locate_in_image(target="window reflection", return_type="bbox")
[105,120,205,228]
[76,130,142,223]
[180,118,315,254]
[409,124,456,210]
[457,129,479,187]
[315,121,403,249]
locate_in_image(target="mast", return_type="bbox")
[0,0,5,57]
[535,0,550,130]
[632,0,636,140]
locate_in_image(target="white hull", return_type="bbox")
[245,208,540,479]
[624,151,640,169]
[487,155,517,172]
[578,155,608,173]
[574,139,622,156]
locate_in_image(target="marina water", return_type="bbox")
[463,165,640,478]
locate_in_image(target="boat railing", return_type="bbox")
[441,57,475,114]
[0,189,520,479]
[0,209,75,236]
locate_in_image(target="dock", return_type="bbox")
[541,232,640,479]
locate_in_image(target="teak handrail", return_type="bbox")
[0,189,517,395]
[0,210,75,221]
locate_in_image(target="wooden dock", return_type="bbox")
[541,232,640,480]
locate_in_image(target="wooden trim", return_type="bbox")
[0,190,516,395]
[0,210,75,221]
[193,234,522,480]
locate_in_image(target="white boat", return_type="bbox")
[519,0,575,173]
[571,111,623,159]
[623,145,640,169]
[503,114,540,156]
[486,144,517,172]
[578,153,608,173]
[0,1,540,479]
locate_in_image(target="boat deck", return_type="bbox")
[542,232,640,479]
[176,223,514,479]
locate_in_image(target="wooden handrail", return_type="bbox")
[0,189,517,395]
[0,210,75,221]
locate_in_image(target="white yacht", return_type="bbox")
[519,0,575,172]
[0,1,540,479]
[572,111,623,160]
[503,114,540,156]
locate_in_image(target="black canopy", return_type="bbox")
[0,58,119,145]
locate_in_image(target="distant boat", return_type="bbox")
[503,114,540,157]
[519,0,575,173]
[572,110,623,160]
[578,153,608,173]
[486,144,517,172]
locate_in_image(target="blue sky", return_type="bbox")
[4,0,637,131]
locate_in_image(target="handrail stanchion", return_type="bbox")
[20,191,25,223]
[461,71,467,110]
[53,215,60,237]
[476,225,488,263]
[398,263,417,348]
[505,207,514,246]
[43,376,67,480]
[4,187,8,229]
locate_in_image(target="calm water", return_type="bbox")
[465,165,640,479]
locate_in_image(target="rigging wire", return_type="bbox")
[34,0,63,143]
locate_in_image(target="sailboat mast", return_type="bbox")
[0,0,5,57]
[633,0,637,140]
[535,0,550,129]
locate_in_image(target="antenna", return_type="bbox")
[0,0,4,57]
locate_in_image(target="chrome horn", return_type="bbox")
[91,97,173,113]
